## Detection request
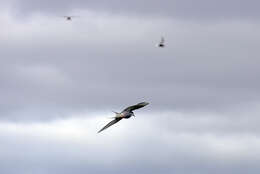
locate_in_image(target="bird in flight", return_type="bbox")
[98,102,149,133]
[157,36,165,48]
[63,16,78,21]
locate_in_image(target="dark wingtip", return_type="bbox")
[139,102,149,106]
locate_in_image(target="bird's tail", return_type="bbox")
[112,111,120,115]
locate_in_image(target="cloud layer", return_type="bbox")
[1,10,260,121]
[1,111,260,174]
[6,0,260,20]
[1,1,260,174]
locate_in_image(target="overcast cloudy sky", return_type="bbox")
[1,0,260,174]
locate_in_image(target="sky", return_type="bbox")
[1,0,260,174]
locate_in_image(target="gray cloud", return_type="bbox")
[1,11,260,121]
[6,0,260,20]
[1,2,260,174]
[0,115,260,174]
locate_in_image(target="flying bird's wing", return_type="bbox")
[160,37,165,44]
[67,16,80,18]
[62,16,79,18]
[123,102,149,112]
[98,118,122,133]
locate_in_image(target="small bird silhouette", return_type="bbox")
[63,16,78,21]
[157,37,165,48]
[98,102,149,133]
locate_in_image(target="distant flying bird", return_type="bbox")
[63,16,78,21]
[98,102,149,133]
[157,37,165,48]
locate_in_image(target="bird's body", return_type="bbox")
[158,43,165,47]
[98,102,149,133]
[63,16,78,21]
[157,37,165,47]
[115,111,134,119]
